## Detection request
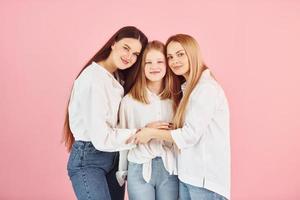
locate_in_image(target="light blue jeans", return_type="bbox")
[179,181,227,200]
[127,157,179,200]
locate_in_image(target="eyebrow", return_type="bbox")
[145,58,165,61]
[124,44,131,49]
[167,50,185,56]
[124,43,140,55]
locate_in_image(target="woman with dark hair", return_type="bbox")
[63,26,148,200]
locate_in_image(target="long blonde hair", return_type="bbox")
[166,34,208,128]
[129,40,181,112]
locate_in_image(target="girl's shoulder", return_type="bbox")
[121,93,136,105]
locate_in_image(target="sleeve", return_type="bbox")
[86,81,137,152]
[116,97,132,186]
[171,83,219,150]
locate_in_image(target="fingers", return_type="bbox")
[158,122,171,126]
[156,125,172,130]
[126,135,142,145]
[157,122,174,130]
[147,122,172,129]
[126,135,136,144]
[134,136,139,145]
[133,137,144,145]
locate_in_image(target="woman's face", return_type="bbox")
[111,38,142,70]
[144,50,167,82]
[166,41,189,77]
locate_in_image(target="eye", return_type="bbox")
[157,61,165,64]
[123,46,129,51]
[167,56,173,60]
[178,52,185,57]
[145,61,152,64]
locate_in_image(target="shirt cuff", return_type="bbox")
[116,128,137,151]
[115,170,128,186]
[170,128,184,150]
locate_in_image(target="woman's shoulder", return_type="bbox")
[75,62,107,87]
[194,80,219,95]
[83,62,107,79]
[191,72,223,100]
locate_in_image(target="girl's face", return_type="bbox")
[144,50,167,82]
[166,41,189,77]
[111,38,142,70]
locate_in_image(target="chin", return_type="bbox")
[118,66,129,70]
[173,70,185,76]
[118,63,132,70]
[149,78,163,82]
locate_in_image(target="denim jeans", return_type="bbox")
[67,141,125,200]
[127,157,179,200]
[179,181,227,200]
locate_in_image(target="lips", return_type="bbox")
[149,70,161,74]
[121,58,129,65]
[172,65,182,70]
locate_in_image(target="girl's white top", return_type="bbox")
[171,69,231,199]
[116,90,177,186]
[68,62,136,152]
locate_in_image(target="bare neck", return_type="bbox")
[147,80,164,95]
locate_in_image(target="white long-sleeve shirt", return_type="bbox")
[116,90,177,185]
[171,69,231,199]
[68,62,136,152]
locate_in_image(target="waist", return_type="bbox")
[72,140,118,155]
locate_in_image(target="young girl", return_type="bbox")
[117,41,180,200]
[63,26,148,200]
[128,34,231,200]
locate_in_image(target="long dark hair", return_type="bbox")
[63,26,148,152]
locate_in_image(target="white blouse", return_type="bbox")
[171,69,231,199]
[68,62,136,152]
[116,90,177,186]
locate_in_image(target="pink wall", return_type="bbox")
[1,0,300,199]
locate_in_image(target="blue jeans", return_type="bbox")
[179,181,227,200]
[127,157,179,200]
[67,141,125,200]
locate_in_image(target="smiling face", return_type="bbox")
[111,38,142,70]
[144,50,167,82]
[166,41,190,77]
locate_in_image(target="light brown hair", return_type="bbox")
[166,34,208,128]
[129,40,181,112]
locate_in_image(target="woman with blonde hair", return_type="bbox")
[117,40,181,200]
[127,34,230,200]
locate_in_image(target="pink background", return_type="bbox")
[1,0,300,199]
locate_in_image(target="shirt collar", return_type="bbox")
[181,81,187,92]
[92,61,123,89]
[181,69,211,92]
[146,87,163,100]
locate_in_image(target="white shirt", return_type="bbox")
[116,90,177,186]
[171,69,231,199]
[68,62,136,152]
